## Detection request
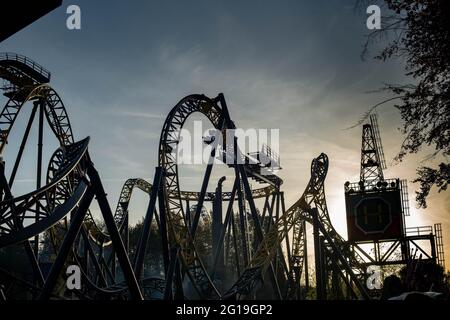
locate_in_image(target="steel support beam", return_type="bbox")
[191,148,216,239]
[158,183,171,275]
[313,209,325,300]
[212,177,238,277]
[0,161,44,286]
[39,185,93,300]
[237,162,282,300]
[163,247,180,300]
[134,167,163,280]
[211,176,226,285]
[35,100,44,259]
[8,102,38,187]
[88,165,143,300]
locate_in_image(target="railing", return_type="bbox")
[434,223,445,269]
[344,178,399,193]
[261,143,280,168]
[405,226,433,237]
[400,179,410,216]
[0,52,51,80]
[247,144,281,169]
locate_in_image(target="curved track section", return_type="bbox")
[0,138,90,247]
[223,153,328,298]
[84,176,279,255]
[0,52,50,88]
[0,84,74,153]
[223,153,368,299]
[158,94,224,298]
[85,178,153,246]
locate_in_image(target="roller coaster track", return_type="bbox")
[222,154,324,298]
[0,54,141,299]
[83,179,278,247]
[0,84,73,154]
[158,94,225,299]
[0,53,50,97]
[95,178,277,243]
[0,138,89,247]
[0,64,80,279]
[157,93,286,299]
[223,153,369,299]
[56,93,366,301]
[69,171,282,298]
[284,219,306,299]
[0,52,371,301]
[310,163,369,299]
[0,53,288,300]
[0,82,97,265]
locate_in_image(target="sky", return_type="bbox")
[1,0,449,270]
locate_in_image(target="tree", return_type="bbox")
[128,212,213,277]
[362,0,450,207]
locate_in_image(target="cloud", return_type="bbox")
[117,110,166,119]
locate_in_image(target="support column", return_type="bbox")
[34,100,44,259]
[39,185,93,300]
[303,220,309,297]
[313,208,325,300]
[88,165,143,300]
[212,177,226,287]
[134,167,163,280]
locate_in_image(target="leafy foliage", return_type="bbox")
[363,0,450,207]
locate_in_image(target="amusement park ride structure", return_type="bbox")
[344,115,445,272]
[0,53,445,301]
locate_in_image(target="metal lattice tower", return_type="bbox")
[360,114,386,189]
